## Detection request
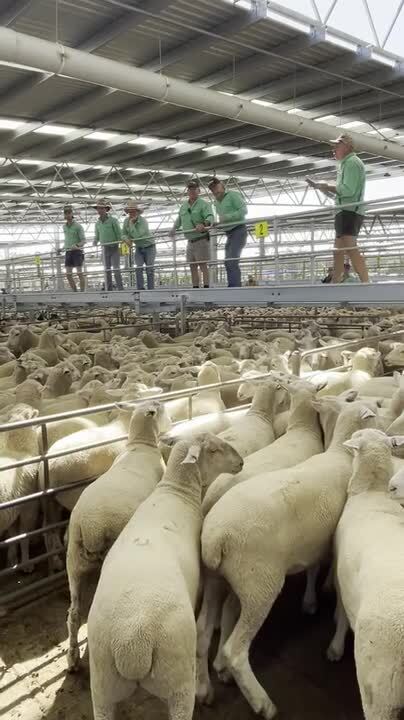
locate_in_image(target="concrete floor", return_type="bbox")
[0,575,364,720]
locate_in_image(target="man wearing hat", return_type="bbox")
[122,199,156,290]
[170,180,214,289]
[93,197,123,291]
[208,177,248,288]
[63,205,86,292]
[306,133,369,283]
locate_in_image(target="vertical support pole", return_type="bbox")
[273,218,279,282]
[172,237,178,287]
[4,246,10,292]
[259,236,265,283]
[54,228,64,291]
[152,310,161,333]
[310,225,315,283]
[179,294,187,335]
[291,350,301,376]
[210,233,218,287]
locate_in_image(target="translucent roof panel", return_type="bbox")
[269,0,404,58]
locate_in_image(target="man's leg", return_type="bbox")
[66,267,77,291]
[331,237,346,283]
[346,241,369,282]
[111,245,124,290]
[200,263,209,287]
[103,246,113,291]
[225,227,247,287]
[77,268,86,292]
[135,247,145,290]
[190,262,200,288]
[145,246,156,290]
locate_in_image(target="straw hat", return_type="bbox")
[124,198,143,213]
[63,205,73,213]
[330,133,354,148]
[93,197,111,210]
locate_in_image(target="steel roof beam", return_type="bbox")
[0,0,33,26]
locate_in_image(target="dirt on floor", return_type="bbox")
[0,574,364,720]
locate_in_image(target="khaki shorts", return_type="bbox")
[186,237,210,263]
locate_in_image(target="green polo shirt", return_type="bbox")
[174,196,214,241]
[214,190,247,231]
[63,221,85,250]
[336,152,366,216]
[94,215,122,246]
[122,216,154,248]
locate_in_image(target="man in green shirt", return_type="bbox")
[63,205,86,292]
[170,179,214,288]
[307,133,369,284]
[122,198,156,290]
[93,197,123,291]
[208,177,247,287]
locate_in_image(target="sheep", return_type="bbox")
[15,379,43,410]
[0,359,17,378]
[0,404,40,571]
[200,399,377,716]
[165,362,225,423]
[67,354,92,374]
[0,346,15,365]
[87,433,243,720]
[66,400,171,671]
[384,342,404,370]
[42,364,75,399]
[79,366,116,389]
[214,378,284,458]
[26,327,66,366]
[7,325,39,356]
[315,347,381,397]
[328,428,404,720]
[202,379,324,516]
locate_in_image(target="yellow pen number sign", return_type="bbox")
[255,221,269,238]
[120,242,130,256]
[34,255,42,266]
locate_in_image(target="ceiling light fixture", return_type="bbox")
[128,136,158,145]
[0,118,25,130]
[87,131,118,141]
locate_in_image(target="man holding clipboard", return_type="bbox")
[170,180,214,288]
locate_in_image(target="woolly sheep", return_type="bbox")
[328,428,404,720]
[66,400,171,671]
[200,400,377,716]
[7,325,39,356]
[0,404,40,571]
[164,362,225,423]
[316,347,381,397]
[87,433,243,720]
[42,364,76,399]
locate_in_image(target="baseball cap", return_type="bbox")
[330,133,354,147]
[187,179,200,189]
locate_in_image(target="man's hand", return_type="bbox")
[93,240,98,247]
[195,223,206,232]
[306,177,319,189]
[168,229,176,239]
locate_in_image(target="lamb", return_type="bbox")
[79,366,116,389]
[87,433,243,720]
[0,404,40,571]
[7,325,39,356]
[384,342,404,369]
[202,379,323,516]
[42,364,75,399]
[214,378,284,458]
[27,327,66,366]
[0,346,15,365]
[66,400,171,671]
[315,347,381,397]
[327,428,404,720]
[165,362,225,423]
[200,399,377,717]
[15,379,43,410]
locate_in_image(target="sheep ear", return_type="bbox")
[394,371,402,386]
[181,444,201,465]
[360,407,376,420]
[340,389,358,403]
[389,436,404,448]
[375,398,384,408]
[314,379,328,392]
[344,437,361,451]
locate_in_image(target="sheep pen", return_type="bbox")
[2,304,404,720]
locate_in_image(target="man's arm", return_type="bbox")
[306,177,336,195]
[94,222,99,246]
[220,193,247,223]
[169,213,181,238]
[336,161,363,200]
[112,217,122,242]
[77,224,86,248]
[195,202,214,232]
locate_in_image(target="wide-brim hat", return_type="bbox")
[124,198,144,213]
[93,197,111,210]
[63,205,73,213]
[187,179,200,189]
[330,133,354,148]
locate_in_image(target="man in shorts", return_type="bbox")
[170,179,214,288]
[307,133,369,283]
[63,205,86,291]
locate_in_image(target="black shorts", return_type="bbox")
[65,249,84,268]
[335,211,364,238]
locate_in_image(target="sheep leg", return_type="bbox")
[327,592,349,662]
[195,574,226,705]
[66,562,84,672]
[222,574,283,719]
[42,500,64,572]
[91,700,116,720]
[168,691,195,720]
[302,563,320,615]
[213,591,239,683]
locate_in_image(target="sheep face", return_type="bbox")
[389,461,404,502]
[182,433,243,488]
[385,343,404,368]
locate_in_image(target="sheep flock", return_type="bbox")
[2,305,404,720]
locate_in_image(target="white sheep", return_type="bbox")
[0,404,40,571]
[87,433,243,720]
[328,428,404,720]
[315,347,381,397]
[200,399,377,716]
[66,400,171,671]
[42,363,76,399]
[165,362,225,423]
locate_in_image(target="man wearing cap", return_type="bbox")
[208,177,247,288]
[63,205,86,292]
[122,199,156,290]
[307,133,369,283]
[170,180,214,289]
[93,197,124,291]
